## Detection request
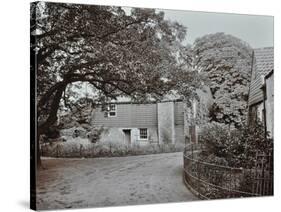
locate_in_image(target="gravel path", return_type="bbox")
[36,152,197,210]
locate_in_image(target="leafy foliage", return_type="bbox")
[193,33,253,127]
[31,2,191,138]
[87,127,107,144]
[199,122,273,168]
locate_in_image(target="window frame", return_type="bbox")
[107,104,117,117]
[139,128,148,140]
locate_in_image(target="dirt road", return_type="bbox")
[37,152,197,210]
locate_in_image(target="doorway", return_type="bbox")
[122,129,131,146]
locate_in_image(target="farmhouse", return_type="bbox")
[91,99,187,146]
[248,47,274,138]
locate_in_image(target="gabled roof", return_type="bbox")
[248,47,274,106]
[253,47,274,78]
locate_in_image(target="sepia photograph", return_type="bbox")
[30,1,274,210]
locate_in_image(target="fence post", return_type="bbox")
[252,152,258,195]
[269,152,273,195]
[261,152,265,195]
[197,160,200,195]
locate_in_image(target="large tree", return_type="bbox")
[193,33,253,127]
[31,2,189,166]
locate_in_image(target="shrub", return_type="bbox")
[199,123,231,159]
[204,153,229,166]
[199,154,229,187]
[45,127,60,139]
[199,122,273,168]
[41,139,184,158]
[86,127,107,143]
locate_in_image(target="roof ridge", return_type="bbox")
[254,46,274,50]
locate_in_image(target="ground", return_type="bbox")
[36,152,197,210]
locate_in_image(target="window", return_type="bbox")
[139,128,148,140]
[104,104,117,117]
[108,104,116,117]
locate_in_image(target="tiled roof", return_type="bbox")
[253,47,274,78]
[248,47,274,106]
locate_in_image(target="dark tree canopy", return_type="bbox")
[30,2,190,137]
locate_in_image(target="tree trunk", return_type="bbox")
[37,83,67,168]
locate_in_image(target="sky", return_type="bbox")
[161,9,274,48]
[124,7,273,48]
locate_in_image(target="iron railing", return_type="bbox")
[183,144,273,199]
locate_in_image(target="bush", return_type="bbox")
[86,127,107,143]
[204,154,229,166]
[199,122,273,168]
[41,139,185,158]
[200,154,229,187]
[45,127,60,139]
[199,123,231,159]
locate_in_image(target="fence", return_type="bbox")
[183,144,273,199]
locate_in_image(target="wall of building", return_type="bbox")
[249,47,274,106]
[248,102,264,125]
[131,127,158,145]
[157,102,175,144]
[92,101,186,145]
[249,75,264,106]
[92,103,157,128]
[175,125,185,144]
[98,127,158,146]
[265,73,274,138]
[98,127,125,144]
[174,101,184,125]
[174,101,185,144]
